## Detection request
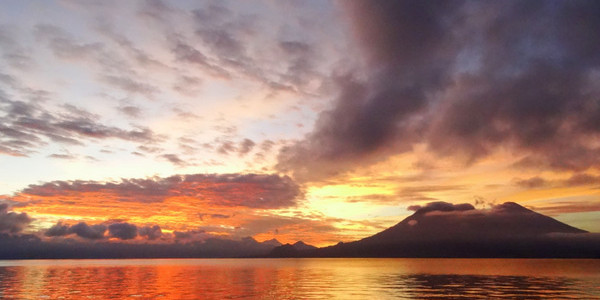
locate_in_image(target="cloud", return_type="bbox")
[137,0,176,23]
[238,138,255,156]
[101,75,158,97]
[45,221,165,241]
[160,154,187,166]
[8,173,309,243]
[533,201,600,216]
[164,1,327,94]
[108,222,138,240]
[513,173,600,189]
[0,231,287,259]
[0,25,34,70]
[515,177,548,189]
[138,225,162,240]
[0,97,160,157]
[345,194,400,205]
[0,203,32,233]
[563,173,600,187]
[68,222,107,240]
[48,153,77,160]
[34,24,103,60]
[45,221,142,240]
[277,1,600,181]
[34,23,161,97]
[172,75,203,96]
[171,41,231,79]
[19,173,301,208]
[173,229,212,242]
[117,105,142,118]
[399,185,465,201]
[44,222,69,237]
[2,1,337,163]
[407,202,475,215]
[198,213,230,221]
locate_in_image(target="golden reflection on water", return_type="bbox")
[0,259,598,299]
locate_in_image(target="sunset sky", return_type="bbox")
[1,0,599,247]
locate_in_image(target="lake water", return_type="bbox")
[0,258,598,299]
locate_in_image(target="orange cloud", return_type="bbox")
[6,173,358,246]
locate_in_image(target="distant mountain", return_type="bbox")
[269,241,317,257]
[2,202,598,259]
[270,202,600,258]
[0,235,281,259]
[362,202,585,244]
[293,241,317,251]
[260,238,283,247]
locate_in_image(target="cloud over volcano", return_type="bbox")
[278,1,600,181]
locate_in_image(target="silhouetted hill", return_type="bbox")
[362,202,585,245]
[0,235,280,259]
[293,241,317,251]
[271,202,600,258]
[2,202,597,259]
[269,241,317,257]
[261,238,283,247]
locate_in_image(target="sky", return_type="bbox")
[1,0,599,248]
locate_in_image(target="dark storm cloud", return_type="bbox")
[0,203,32,234]
[20,173,301,209]
[277,0,600,181]
[108,222,138,240]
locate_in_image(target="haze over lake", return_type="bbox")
[1,258,599,299]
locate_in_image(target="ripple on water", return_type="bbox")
[0,259,598,299]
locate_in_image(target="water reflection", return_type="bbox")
[0,259,598,299]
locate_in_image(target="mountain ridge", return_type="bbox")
[268,202,599,258]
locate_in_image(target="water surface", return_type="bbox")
[0,258,598,299]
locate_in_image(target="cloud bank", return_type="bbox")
[277,0,600,181]
[0,203,31,234]
[20,173,301,209]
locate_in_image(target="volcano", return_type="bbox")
[270,202,599,258]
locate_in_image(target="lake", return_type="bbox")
[0,258,598,299]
